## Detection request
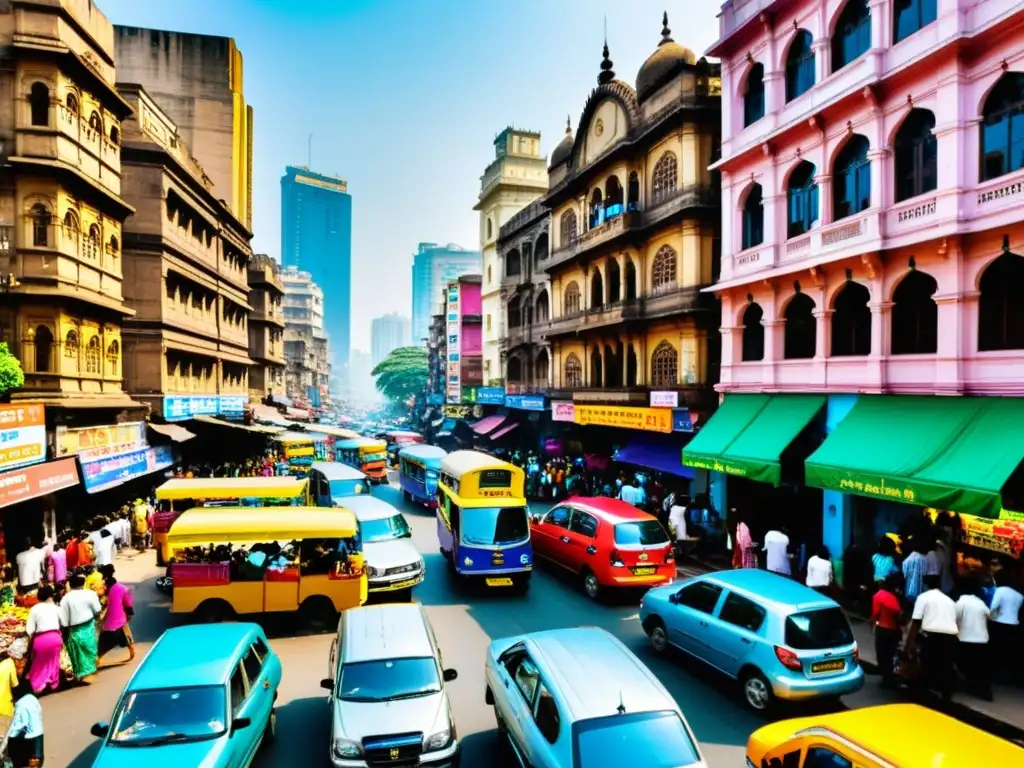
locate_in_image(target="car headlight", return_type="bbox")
[365,565,380,578]
[424,727,452,751]
[332,737,361,758]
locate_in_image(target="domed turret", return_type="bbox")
[550,116,574,168]
[636,12,697,103]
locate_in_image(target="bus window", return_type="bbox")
[479,469,512,489]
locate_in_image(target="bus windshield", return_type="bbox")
[460,506,529,547]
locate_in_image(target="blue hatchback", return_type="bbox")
[640,569,863,713]
[90,623,282,767]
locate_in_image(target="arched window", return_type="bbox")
[650,341,678,387]
[651,152,678,205]
[88,111,101,133]
[560,210,578,246]
[507,303,520,330]
[87,223,100,260]
[534,233,548,264]
[65,92,78,114]
[627,172,640,211]
[894,109,937,202]
[833,136,871,220]
[978,252,1024,351]
[784,293,817,359]
[29,82,49,126]
[109,125,120,145]
[85,335,101,373]
[787,161,819,237]
[626,344,638,386]
[34,326,53,373]
[486,218,493,240]
[832,0,871,73]
[108,235,120,254]
[744,63,765,126]
[63,329,79,359]
[563,281,581,315]
[891,270,938,354]
[590,269,604,309]
[590,347,603,387]
[30,204,50,247]
[831,281,872,356]
[564,353,583,388]
[63,210,79,233]
[981,73,1024,182]
[106,339,120,376]
[785,30,816,102]
[651,245,677,293]
[894,0,937,44]
[605,176,624,218]
[589,188,604,229]
[506,248,521,278]
[624,260,637,302]
[536,350,550,384]
[741,303,765,362]
[606,258,621,303]
[535,290,550,323]
[507,357,523,382]
[742,184,764,249]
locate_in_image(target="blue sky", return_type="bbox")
[98,0,722,351]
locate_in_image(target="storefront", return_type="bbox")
[0,458,80,562]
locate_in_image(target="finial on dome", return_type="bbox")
[598,40,615,85]
[565,115,572,135]
[659,11,674,46]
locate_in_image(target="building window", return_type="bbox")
[891,270,938,354]
[560,210,578,246]
[787,161,819,237]
[86,223,101,260]
[741,303,765,362]
[30,204,50,247]
[980,73,1024,183]
[651,152,678,205]
[893,0,937,44]
[535,290,550,322]
[831,281,872,356]
[536,350,549,383]
[487,265,492,283]
[34,326,53,372]
[564,353,583,388]
[833,136,871,220]
[589,188,604,229]
[651,245,677,293]
[978,252,1024,351]
[894,109,937,202]
[590,269,604,309]
[109,125,119,145]
[29,82,49,127]
[63,210,79,236]
[743,63,765,126]
[785,30,816,102]
[87,111,101,134]
[624,260,637,302]
[783,293,816,359]
[85,335,101,373]
[486,218,493,240]
[741,184,764,249]
[64,329,79,359]
[507,357,523,382]
[650,340,678,387]
[627,172,640,211]
[506,248,521,277]
[832,0,871,73]
[605,176,624,219]
[534,233,548,264]
[590,347,603,387]
[108,235,120,255]
[563,281,581,314]
[65,92,78,114]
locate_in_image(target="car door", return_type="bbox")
[242,641,274,735]
[227,661,253,768]
[565,509,599,574]
[523,679,562,768]
[494,648,541,764]
[532,505,570,564]
[666,580,724,659]
[705,591,767,677]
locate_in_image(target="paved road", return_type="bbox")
[51,485,901,767]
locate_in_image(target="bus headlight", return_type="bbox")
[333,737,361,758]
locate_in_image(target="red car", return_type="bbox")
[530,496,675,600]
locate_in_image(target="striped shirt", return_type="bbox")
[903,552,927,602]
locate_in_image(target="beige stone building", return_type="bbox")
[281,266,329,405]
[0,0,139,417]
[117,83,254,421]
[247,254,285,400]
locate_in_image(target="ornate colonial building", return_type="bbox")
[542,15,722,418]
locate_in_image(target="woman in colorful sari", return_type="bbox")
[735,515,759,569]
[24,587,62,694]
[57,573,101,684]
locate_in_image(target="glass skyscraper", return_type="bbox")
[411,242,482,344]
[281,165,352,375]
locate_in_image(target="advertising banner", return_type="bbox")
[0,458,79,509]
[445,281,461,404]
[163,395,220,421]
[551,401,575,422]
[0,403,46,473]
[56,422,146,460]
[475,387,506,405]
[80,445,176,494]
[505,394,546,411]
[672,408,694,433]
[650,391,679,408]
[574,405,673,433]
[219,395,247,414]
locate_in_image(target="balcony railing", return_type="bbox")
[539,285,714,338]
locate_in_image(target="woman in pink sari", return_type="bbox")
[25,585,63,693]
[735,517,758,569]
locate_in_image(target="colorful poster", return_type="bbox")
[0,458,79,509]
[445,280,462,404]
[56,422,146,460]
[0,403,46,472]
[551,401,575,422]
[574,405,674,433]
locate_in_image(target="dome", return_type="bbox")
[550,118,574,168]
[636,13,697,103]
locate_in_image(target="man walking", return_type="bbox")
[905,574,958,700]
[870,573,903,689]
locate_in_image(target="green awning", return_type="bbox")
[682,394,826,486]
[804,396,1024,519]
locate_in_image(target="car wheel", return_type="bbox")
[262,707,276,746]
[647,618,669,654]
[582,570,602,601]
[299,596,337,633]
[741,669,774,713]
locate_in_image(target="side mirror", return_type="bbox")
[90,722,109,739]
[531,514,541,524]
[668,592,679,604]
[320,678,334,691]
[231,717,251,733]
[443,668,458,682]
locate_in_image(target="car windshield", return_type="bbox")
[339,658,440,702]
[613,520,669,546]
[109,686,227,746]
[360,514,412,542]
[459,506,529,547]
[785,607,854,650]
[573,711,700,768]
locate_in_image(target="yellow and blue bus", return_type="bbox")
[398,444,447,507]
[436,450,531,592]
[336,437,388,484]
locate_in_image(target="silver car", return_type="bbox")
[343,496,424,597]
[322,603,460,767]
[484,627,706,768]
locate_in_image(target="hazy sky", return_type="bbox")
[98,0,722,351]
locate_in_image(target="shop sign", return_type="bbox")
[681,455,752,477]
[220,395,247,414]
[505,394,545,411]
[959,513,1024,559]
[836,477,918,503]
[672,408,694,433]
[163,395,220,421]
[0,458,79,509]
[445,280,461,405]
[147,445,176,474]
[0,403,46,473]
[574,405,673,434]
[56,422,146,460]
[443,405,472,419]
[551,401,575,422]
[1000,509,1024,523]
[650,391,679,408]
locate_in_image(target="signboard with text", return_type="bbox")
[551,401,575,422]
[445,282,461,404]
[56,422,146,460]
[476,387,505,405]
[0,458,79,509]
[162,395,247,421]
[81,445,176,494]
[0,403,46,473]
[574,405,673,433]
[650,391,679,408]
[505,394,545,411]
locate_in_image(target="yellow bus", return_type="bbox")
[153,476,311,565]
[336,437,388,484]
[436,450,532,592]
[165,506,367,628]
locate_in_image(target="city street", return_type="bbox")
[53,484,903,767]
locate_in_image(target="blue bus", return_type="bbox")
[398,445,447,507]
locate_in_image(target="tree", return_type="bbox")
[0,342,24,394]
[371,346,428,404]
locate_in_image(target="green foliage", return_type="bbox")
[371,346,428,403]
[0,342,25,394]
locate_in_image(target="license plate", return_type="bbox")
[632,566,657,576]
[387,578,418,590]
[811,660,845,673]
[486,577,514,587]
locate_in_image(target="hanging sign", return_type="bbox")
[0,403,46,472]
[445,281,461,404]
[574,405,673,433]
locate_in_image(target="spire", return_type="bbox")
[565,115,572,135]
[659,11,674,46]
[598,40,615,85]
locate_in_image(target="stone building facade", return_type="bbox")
[246,254,285,399]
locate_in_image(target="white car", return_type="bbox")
[341,496,424,598]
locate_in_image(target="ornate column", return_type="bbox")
[762,319,785,389]
[935,292,966,394]
[816,174,833,226]
[813,308,832,389]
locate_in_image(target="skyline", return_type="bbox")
[95,0,722,350]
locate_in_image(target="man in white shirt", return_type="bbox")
[955,581,992,701]
[990,576,1023,684]
[906,574,958,700]
[763,528,791,576]
[805,546,833,593]
[668,501,689,557]
[15,539,46,593]
[92,529,116,568]
[618,481,640,507]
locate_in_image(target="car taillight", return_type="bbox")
[664,549,674,564]
[852,644,859,663]
[774,646,803,671]
[610,549,624,567]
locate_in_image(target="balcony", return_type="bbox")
[541,286,714,339]
[247,260,284,293]
[161,298,218,340]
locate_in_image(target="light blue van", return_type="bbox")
[398,444,447,507]
[310,461,370,506]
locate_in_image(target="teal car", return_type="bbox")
[90,623,282,767]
